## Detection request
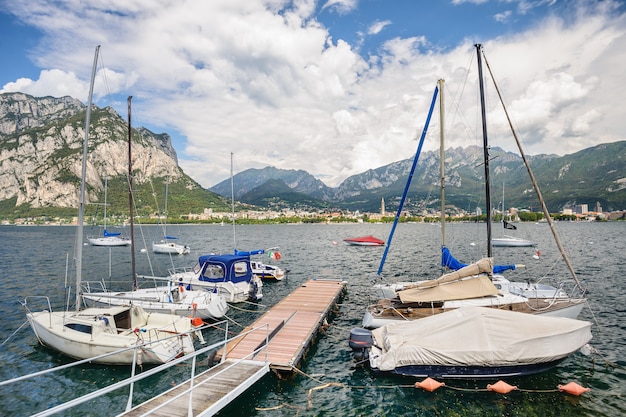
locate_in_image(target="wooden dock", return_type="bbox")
[119,359,269,417]
[221,278,347,371]
[118,278,346,416]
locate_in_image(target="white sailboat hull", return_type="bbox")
[152,241,191,255]
[26,306,195,365]
[82,287,228,320]
[492,236,534,247]
[88,236,131,246]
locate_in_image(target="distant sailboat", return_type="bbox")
[492,182,535,247]
[152,177,190,255]
[87,177,131,246]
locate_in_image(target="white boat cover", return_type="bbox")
[370,307,592,372]
[398,275,499,303]
[398,258,499,303]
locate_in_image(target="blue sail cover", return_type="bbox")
[103,229,121,237]
[441,246,516,273]
[234,249,264,256]
[164,235,179,240]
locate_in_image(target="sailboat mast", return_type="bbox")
[75,45,100,312]
[475,44,493,258]
[127,96,137,291]
[231,152,236,248]
[377,85,439,276]
[439,79,446,251]
[482,54,585,291]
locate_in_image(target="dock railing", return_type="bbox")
[1,320,271,417]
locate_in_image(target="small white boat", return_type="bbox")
[492,236,535,247]
[88,177,130,246]
[351,306,592,379]
[250,260,286,281]
[152,177,190,255]
[82,282,228,320]
[152,239,191,255]
[88,232,131,247]
[25,304,196,365]
[235,248,287,281]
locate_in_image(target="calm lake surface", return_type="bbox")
[1,221,625,416]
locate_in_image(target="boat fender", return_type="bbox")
[487,380,517,394]
[415,377,445,392]
[558,381,590,396]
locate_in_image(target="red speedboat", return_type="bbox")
[343,235,385,246]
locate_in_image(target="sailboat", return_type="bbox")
[152,177,190,255]
[492,182,535,247]
[140,156,264,303]
[22,47,198,365]
[82,97,228,320]
[87,177,131,246]
[363,64,587,329]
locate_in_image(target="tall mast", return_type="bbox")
[75,45,100,312]
[438,79,446,252]
[475,44,493,258]
[482,53,585,291]
[231,152,236,248]
[128,96,137,291]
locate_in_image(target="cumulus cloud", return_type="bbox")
[368,20,391,35]
[1,0,625,188]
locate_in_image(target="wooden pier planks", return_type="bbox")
[224,279,346,371]
[118,359,269,417]
[118,279,346,416]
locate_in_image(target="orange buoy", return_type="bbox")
[487,380,518,394]
[558,382,590,396]
[415,377,445,392]
[191,317,203,327]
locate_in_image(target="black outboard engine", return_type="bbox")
[349,328,373,362]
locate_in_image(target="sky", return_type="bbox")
[1,0,625,188]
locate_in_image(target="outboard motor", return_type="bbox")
[349,328,373,362]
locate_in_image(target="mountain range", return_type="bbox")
[1,92,625,220]
[211,142,626,214]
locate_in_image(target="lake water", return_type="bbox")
[1,221,625,416]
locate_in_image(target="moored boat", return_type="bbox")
[165,253,263,303]
[343,235,385,246]
[352,306,592,379]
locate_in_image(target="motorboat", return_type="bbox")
[343,235,385,246]
[351,306,592,379]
